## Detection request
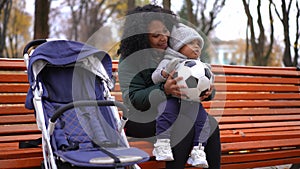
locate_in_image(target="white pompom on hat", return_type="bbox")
[169,23,204,51]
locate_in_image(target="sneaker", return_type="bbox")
[152,139,174,161]
[187,145,209,168]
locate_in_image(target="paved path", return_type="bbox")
[254,164,293,169]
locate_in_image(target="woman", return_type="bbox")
[117,4,221,169]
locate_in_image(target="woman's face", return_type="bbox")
[147,20,170,52]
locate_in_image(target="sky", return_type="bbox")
[166,0,248,40]
[167,0,297,43]
[25,0,297,43]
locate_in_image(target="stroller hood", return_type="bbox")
[25,40,113,109]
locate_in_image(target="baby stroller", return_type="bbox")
[23,39,149,169]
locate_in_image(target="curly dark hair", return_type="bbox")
[118,4,178,59]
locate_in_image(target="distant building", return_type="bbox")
[210,38,248,65]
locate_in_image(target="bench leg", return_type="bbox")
[290,163,300,169]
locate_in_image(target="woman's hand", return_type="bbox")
[200,85,215,101]
[163,71,185,97]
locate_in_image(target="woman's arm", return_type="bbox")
[119,59,167,111]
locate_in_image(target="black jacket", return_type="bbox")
[118,50,167,123]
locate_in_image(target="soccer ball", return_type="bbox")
[173,59,213,101]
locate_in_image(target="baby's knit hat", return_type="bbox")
[169,23,204,51]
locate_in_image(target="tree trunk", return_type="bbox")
[294,1,300,66]
[34,0,50,39]
[245,23,249,65]
[186,0,197,26]
[242,0,273,66]
[0,0,12,57]
[163,0,171,10]
[281,0,292,66]
[127,0,135,11]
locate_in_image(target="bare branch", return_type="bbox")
[271,1,282,23]
[287,0,293,14]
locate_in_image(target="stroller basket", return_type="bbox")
[23,40,149,169]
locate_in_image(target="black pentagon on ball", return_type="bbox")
[185,76,198,88]
[173,71,178,78]
[199,89,208,97]
[184,60,197,68]
[204,68,211,79]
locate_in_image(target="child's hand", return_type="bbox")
[165,58,180,74]
[161,70,169,78]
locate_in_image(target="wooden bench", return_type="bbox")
[0,59,42,169]
[1,58,300,169]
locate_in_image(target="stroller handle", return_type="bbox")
[50,100,128,123]
[23,39,47,56]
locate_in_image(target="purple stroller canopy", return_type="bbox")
[25,40,112,109]
[23,40,149,168]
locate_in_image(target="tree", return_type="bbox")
[295,1,300,65]
[162,0,170,10]
[272,0,299,66]
[185,0,197,26]
[65,0,123,42]
[179,0,226,36]
[177,0,225,64]
[242,0,274,66]
[5,0,31,58]
[0,0,12,57]
[34,0,51,39]
[127,0,136,10]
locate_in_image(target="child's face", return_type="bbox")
[179,39,202,59]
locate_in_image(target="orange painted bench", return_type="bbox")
[0,59,42,169]
[1,58,300,169]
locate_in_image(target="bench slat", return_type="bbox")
[203,100,300,108]
[0,105,33,115]
[222,157,300,169]
[221,137,300,151]
[0,74,28,83]
[0,124,39,135]
[0,59,26,71]
[0,157,43,169]
[220,121,300,130]
[221,130,300,142]
[219,114,300,123]
[222,149,300,169]
[217,76,300,84]
[209,108,300,116]
[113,76,300,91]
[0,148,42,159]
[213,66,299,76]
[221,126,300,134]
[0,114,36,124]
[222,149,300,164]
[0,94,27,104]
[214,93,300,100]
[0,134,41,143]
[216,84,300,92]
[0,84,29,93]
